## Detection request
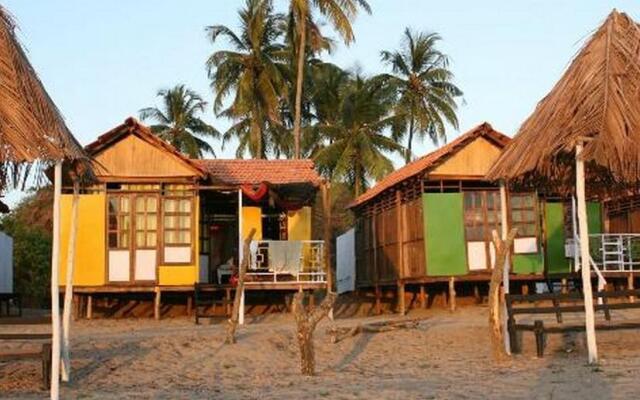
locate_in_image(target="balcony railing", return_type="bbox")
[246,240,326,284]
[566,234,640,272]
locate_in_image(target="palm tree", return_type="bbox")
[381,28,463,163]
[206,0,286,159]
[313,72,404,196]
[139,84,219,158]
[289,0,371,159]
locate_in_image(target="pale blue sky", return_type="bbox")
[3,0,640,203]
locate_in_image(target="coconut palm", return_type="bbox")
[206,0,286,158]
[289,0,371,159]
[381,28,463,163]
[313,73,404,196]
[139,85,219,158]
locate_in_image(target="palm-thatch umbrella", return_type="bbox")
[0,6,90,397]
[488,9,640,364]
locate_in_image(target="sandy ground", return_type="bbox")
[3,305,640,399]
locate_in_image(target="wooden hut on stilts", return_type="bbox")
[0,6,89,397]
[488,10,640,364]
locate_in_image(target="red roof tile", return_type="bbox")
[195,159,322,186]
[348,122,510,208]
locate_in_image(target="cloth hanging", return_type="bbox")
[268,241,302,273]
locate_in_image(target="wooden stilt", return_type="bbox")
[50,162,62,398]
[186,295,193,316]
[86,295,93,320]
[375,286,382,315]
[448,277,456,312]
[628,273,635,303]
[397,282,406,315]
[72,294,79,321]
[154,288,161,320]
[61,180,79,382]
[474,285,481,304]
[561,278,568,294]
[419,285,427,309]
[521,284,529,296]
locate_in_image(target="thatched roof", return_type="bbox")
[487,10,640,192]
[0,7,86,187]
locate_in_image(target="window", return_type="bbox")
[509,193,538,238]
[163,197,192,245]
[108,195,131,249]
[464,191,501,241]
[135,195,158,249]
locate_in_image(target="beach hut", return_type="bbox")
[0,6,89,397]
[487,10,640,364]
[59,118,330,319]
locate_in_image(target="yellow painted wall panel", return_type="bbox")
[242,206,262,240]
[431,137,503,176]
[287,207,311,240]
[59,193,106,287]
[158,265,198,285]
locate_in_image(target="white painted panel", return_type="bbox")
[0,232,13,293]
[109,250,130,282]
[514,237,538,254]
[467,241,487,271]
[135,250,156,281]
[199,255,209,283]
[336,229,355,294]
[164,246,191,263]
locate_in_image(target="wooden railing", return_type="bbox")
[246,240,326,284]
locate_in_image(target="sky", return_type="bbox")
[2,0,640,204]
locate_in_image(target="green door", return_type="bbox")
[423,193,467,276]
[545,202,570,274]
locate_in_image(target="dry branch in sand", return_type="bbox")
[326,318,425,344]
[225,228,256,345]
[488,228,517,361]
[293,291,337,376]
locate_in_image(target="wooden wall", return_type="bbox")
[354,182,425,287]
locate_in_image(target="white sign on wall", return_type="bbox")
[336,228,355,294]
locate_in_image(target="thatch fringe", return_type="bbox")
[488,10,640,191]
[0,7,89,189]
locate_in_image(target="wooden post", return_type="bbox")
[397,282,406,315]
[396,190,405,279]
[374,285,382,315]
[628,273,635,303]
[293,291,337,375]
[226,229,256,344]
[561,278,568,294]
[448,277,456,312]
[499,181,511,355]
[186,295,193,316]
[419,285,427,309]
[225,288,232,316]
[86,295,92,320]
[321,181,332,292]
[576,142,598,364]
[154,287,161,320]
[50,161,62,399]
[61,180,79,382]
[489,228,518,360]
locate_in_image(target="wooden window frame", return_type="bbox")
[463,190,502,270]
[134,194,159,250]
[108,194,131,250]
[161,193,195,266]
[509,192,540,254]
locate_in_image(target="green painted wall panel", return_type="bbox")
[545,202,570,274]
[587,202,602,234]
[423,193,467,276]
[513,253,544,274]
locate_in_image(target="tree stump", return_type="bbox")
[293,291,337,376]
[226,229,256,344]
[489,228,517,361]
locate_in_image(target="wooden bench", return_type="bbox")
[0,316,52,388]
[0,293,22,317]
[506,289,640,357]
[194,283,233,324]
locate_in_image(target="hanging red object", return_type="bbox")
[241,182,269,202]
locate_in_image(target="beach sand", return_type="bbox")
[2,305,640,399]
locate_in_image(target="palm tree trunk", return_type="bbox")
[406,116,415,164]
[292,15,307,160]
[354,162,362,197]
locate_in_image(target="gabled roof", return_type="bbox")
[349,122,510,208]
[85,117,206,177]
[195,159,322,186]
